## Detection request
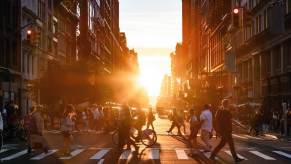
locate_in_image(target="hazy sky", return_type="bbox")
[120,0,182,99]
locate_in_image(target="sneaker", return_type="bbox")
[234,157,244,163]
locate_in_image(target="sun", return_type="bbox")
[138,55,170,97]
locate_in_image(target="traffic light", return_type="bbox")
[26,29,32,44]
[232,7,240,28]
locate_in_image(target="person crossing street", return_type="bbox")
[210,99,244,162]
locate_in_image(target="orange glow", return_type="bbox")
[27,29,32,35]
[233,8,239,14]
[138,53,171,97]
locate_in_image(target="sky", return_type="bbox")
[119,0,182,102]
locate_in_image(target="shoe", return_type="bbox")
[27,146,32,154]
[234,157,244,163]
[43,147,48,154]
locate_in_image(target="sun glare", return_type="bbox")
[138,55,170,97]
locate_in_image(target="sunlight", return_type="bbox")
[138,55,170,97]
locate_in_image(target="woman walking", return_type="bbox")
[60,104,75,156]
[189,109,200,149]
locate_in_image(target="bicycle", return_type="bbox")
[112,127,157,147]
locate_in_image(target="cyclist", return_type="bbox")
[118,105,138,151]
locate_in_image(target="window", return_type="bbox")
[88,2,94,31]
[273,46,281,70]
[287,0,291,14]
[284,40,291,66]
[263,9,268,30]
[256,15,262,34]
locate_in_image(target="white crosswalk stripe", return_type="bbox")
[30,149,58,160]
[175,149,188,160]
[273,151,291,159]
[119,150,132,159]
[224,150,247,160]
[98,159,105,164]
[0,149,10,154]
[90,149,110,160]
[232,134,248,139]
[0,147,290,161]
[59,149,85,160]
[149,148,160,159]
[249,151,276,160]
[1,150,27,161]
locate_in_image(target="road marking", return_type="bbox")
[149,148,159,159]
[119,150,132,159]
[30,149,58,160]
[0,149,9,154]
[59,149,85,160]
[1,150,27,161]
[90,149,110,160]
[98,159,104,164]
[273,151,291,159]
[243,135,263,140]
[175,149,188,160]
[232,134,248,139]
[249,151,275,160]
[224,150,247,160]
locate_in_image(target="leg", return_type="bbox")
[167,122,175,132]
[210,137,226,159]
[201,130,211,151]
[226,134,238,160]
[150,123,155,130]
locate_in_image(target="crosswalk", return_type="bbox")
[0,147,290,162]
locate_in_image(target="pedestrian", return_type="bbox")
[92,105,100,131]
[27,105,48,154]
[199,104,213,152]
[146,107,155,130]
[167,108,182,135]
[81,109,88,132]
[210,99,244,162]
[0,111,3,150]
[188,108,200,151]
[60,104,75,156]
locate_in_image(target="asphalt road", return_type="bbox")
[1,115,291,164]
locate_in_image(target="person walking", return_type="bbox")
[188,108,200,152]
[0,111,3,150]
[27,105,48,154]
[167,108,182,135]
[200,104,213,152]
[146,107,155,130]
[210,99,244,162]
[60,104,75,156]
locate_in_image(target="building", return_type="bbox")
[232,0,291,110]
[0,0,21,110]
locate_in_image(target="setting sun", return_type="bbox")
[138,54,171,97]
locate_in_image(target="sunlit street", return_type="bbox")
[1,0,291,164]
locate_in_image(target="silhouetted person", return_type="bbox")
[200,104,213,152]
[167,108,182,135]
[210,99,244,162]
[146,107,155,130]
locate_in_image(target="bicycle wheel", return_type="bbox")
[141,129,157,147]
[111,130,119,146]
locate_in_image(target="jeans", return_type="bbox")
[201,129,211,151]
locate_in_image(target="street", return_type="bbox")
[0,115,291,164]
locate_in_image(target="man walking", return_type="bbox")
[210,99,244,162]
[200,104,213,152]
